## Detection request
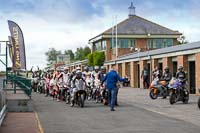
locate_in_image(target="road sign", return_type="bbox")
[57,54,70,64]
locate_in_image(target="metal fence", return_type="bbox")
[4,74,32,98]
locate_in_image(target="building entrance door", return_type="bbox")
[189,61,196,94]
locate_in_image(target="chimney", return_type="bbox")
[128,2,136,17]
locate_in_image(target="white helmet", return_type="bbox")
[76,67,81,70]
[94,66,99,70]
[64,66,69,70]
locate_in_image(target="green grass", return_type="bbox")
[0,71,6,76]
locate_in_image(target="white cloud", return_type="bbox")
[1,0,200,71]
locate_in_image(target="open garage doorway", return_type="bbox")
[158,63,163,75]
[137,63,140,88]
[147,63,151,83]
[172,62,177,77]
[189,61,196,94]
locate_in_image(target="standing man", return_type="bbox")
[141,67,149,89]
[101,65,126,111]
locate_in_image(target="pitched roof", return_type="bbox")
[115,41,200,62]
[103,15,181,35]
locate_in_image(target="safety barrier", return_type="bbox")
[3,74,32,98]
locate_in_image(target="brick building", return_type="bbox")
[104,42,200,94]
[89,4,181,62]
[67,4,200,94]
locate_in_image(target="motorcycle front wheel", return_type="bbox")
[182,90,189,104]
[80,94,85,108]
[149,88,158,99]
[169,92,176,105]
[198,97,200,109]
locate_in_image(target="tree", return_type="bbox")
[87,51,105,66]
[75,46,91,60]
[177,35,188,45]
[64,50,74,61]
[45,48,61,65]
[88,53,93,66]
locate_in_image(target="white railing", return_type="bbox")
[0,89,6,126]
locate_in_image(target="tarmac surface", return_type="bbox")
[32,87,200,133]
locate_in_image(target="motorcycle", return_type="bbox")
[168,78,189,105]
[149,78,169,99]
[63,83,71,104]
[38,78,45,94]
[31,77,38,92]
[93,79,101,103]
[70,88,86,108]
[100,84,108,105]
[86,79,94,100]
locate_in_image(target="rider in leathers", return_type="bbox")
[71,71,86,107]
[176,65,186,85]
[162,67,172,83]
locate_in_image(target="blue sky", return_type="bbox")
[0,0,200,70]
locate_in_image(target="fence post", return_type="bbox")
[14,74,16,94]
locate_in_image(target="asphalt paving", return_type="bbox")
[32,90,200,133]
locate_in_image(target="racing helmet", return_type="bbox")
[64,66,69,70]
[76,66,81,71]
[101,66,106,70]
[94,66,99,70]
[178,65,183,70]
[84,66,89,71]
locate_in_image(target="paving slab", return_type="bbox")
[0,112,42,133]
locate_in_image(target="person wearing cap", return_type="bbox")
[101,65,126,111]
[176,65,186,83]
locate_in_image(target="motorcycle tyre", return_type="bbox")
[198,97,200,109]
[80,94,85,108]
[149,89,158,100]
[182,91,189,104]
[169,92,176,105]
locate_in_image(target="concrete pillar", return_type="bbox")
[122,62,126,78]
[151,59,158,70]
[195,53,200,94]
[116,63,122,77]
[162,57,172,73]
[177,55,188,73]
[130,61,137,87]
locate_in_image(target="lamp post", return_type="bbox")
[0,41,10,83]
[135,47,141,60]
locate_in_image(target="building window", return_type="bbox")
[147,39,173,49]
[94,40,106,51]
[110,39,136,49]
